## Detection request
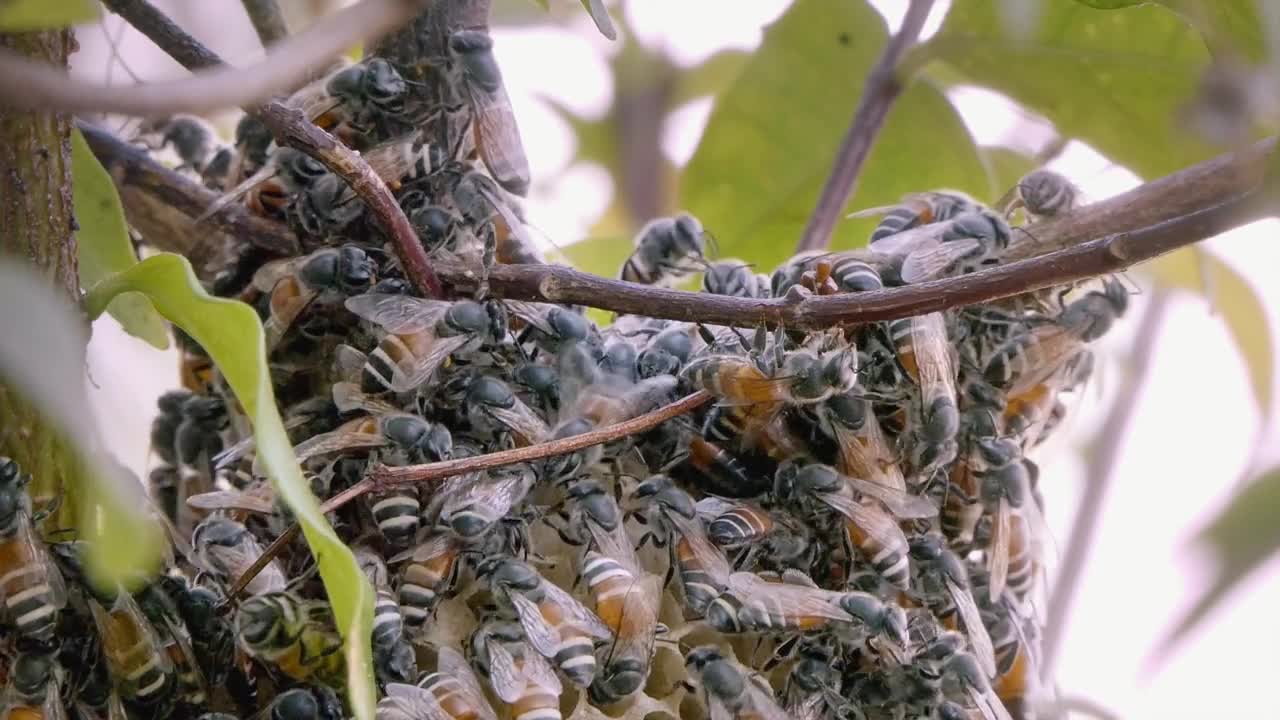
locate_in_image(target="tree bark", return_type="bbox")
[0,28,80,509]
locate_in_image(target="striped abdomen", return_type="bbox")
[372,588,408,653]
[511,666,562,720]
[707,506,773,548]
[941,453,984,547]
[675,537,725,616]
[97,605,173,705]
[580,551,633,632]
[398,538,461,628]
[369,488,420,550]
[870,207,927,243]
[418,672,487,720]
[0,535,61,640]
[1005,513,1036,599]
[537,598,597,687]
[844,517,910,591]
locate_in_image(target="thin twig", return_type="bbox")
[0,0,426,115]
[1040,291,1170,685]
[241,0,291,47]
[225,391,712,598]
[795,0,936,253]
[98,0,443,298]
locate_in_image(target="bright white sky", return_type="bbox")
[75,1,1280,717]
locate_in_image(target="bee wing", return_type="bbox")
[728,572,853,623]
[988,497,1011,602]
[388,333,474,394]
[818,491,909,550]
[161,609,211,702]
[948,576,998,680]
[251,255,309,293]
[968,685,1016,720]
[833,415,906,493]
[344,293,452,335]
[185,488,275,514]
[197,159,279,222]
[463,74,531,196]
[379,684,450,720]
[508,591,562,660]
[863,221,948,257]
[485,639,528,704]
[293,422,387,464]
[1001,326,1085,398]
[668,511,732,587]
[587,524,641,575]
[540,578,614,640]
[694,496,739,523]
[740,673,794,720]
[911,312,956,391]
[335,343,368,384]
[332,381,400,416]
[442,470,530,527]
[90,592,174,679]
[487,399,550,444]
[436,646,499,720]
[503,300,558,336]
[842,473,937,519]
[11,512,68,612]
[521,642,564,694]
[900,238,983,284]
[469,173,536,245]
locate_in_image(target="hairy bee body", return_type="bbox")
[236,592,345,687]
[0,458,66,642]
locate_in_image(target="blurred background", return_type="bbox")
[71,1,1279,717]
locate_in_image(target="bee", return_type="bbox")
[847,190,982,244]
[878,210,1012,285]
[292,410,453,467]
[832,590,912,664]
[770,250,830,297]
[890,312,960,476]
[635,323,696,380]
[705,569,855,635]
[170,583,237,693]
[908,533,997,679]
[505,301,591,357]
[684,342,859,415]
[286,57,419,147]
[2,647,65,720]
[448,30,531,196]
[345,295,506,392]
[631,475,731,617]
[983,277,1128,396]
[371,586,417,685]
[479,558,613,688]
[436,464,536,541]
[942,381,1005,548]
[192,517,288,596]
[914,633,1014,720]
[817,392,907,492]
[209,147,330,219]
[230,112,274,183]
[467,620,563,720]
[701,497,775,550]
[235,592,345,686]
[265,686,345,720]
[392,532,464,630]
[555,481,661,705]
[777,463,936,590]
[133,576,212,709]
[684,646,789,720]
[87,586,176,707]
[702,260,770,298]
[1000,168,1079,220]
[0,457,66,642]
[136,114,232,184]
[465,377,550,446]
[619,213,710,286]
[251,244,375,349]
[677,433,772,499]
[987,611,1038,720]
[783,643,848,720]
[977,439,1037,603]
[377,646,499,720]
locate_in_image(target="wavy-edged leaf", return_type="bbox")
[82,253,377,719]
[71,128,168,350]
[681,0,988,273]
[672,49,751,107]
[928,0,1216,179]
[0,0,97,30]
[1147,248,1273,419]
[0,261,164,587]
[1155,465,1280,660]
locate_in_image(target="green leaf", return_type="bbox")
[531,0,550,10]
[1156,465,1280,659]
[1147,248,1273,418]
[1072,0,1145,8]
[579,0,616,40]
[0,0,97,29]
[70,129,168,350]
[83,254,377,719]
[562,234,631,278]
[0,261,165,587]
[1156,0,1266,62]
[672,50,752,107]
[680,0,989,273]
[928,0,1218,179]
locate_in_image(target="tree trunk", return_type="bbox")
[0,28,80,508]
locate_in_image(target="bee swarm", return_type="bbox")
[1,20,1127,720]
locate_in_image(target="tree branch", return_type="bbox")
[97,0,443,298]
[241,0,291,47]
[1039,292,1169,685]
[225,390,712,599]
[795,0,936,253]
[0,0,426,115]
[90,118,1277,327]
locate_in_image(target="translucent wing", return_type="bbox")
[695,496,739,523]
[332,381,401,416]
[911,312,957,395]
[520,642,564,694]
[345,294,452,335]
[861,221,948,257]
[1001,326,1086,398]
[969,685,1016,720]
[469,174,535,247]
[503,300,559,337]
[740,671,794,720]
[541,579,614,640]
[486,398,550,445]
[988,497,1011,602]
[668,511,732,587]
[185,488,275,515]
[1,511,68,613]
[90,592,174,683]
[727,572,853,624]
[382,333,474,394]
[251,255,309,294]
[507,591,561,660]
[948,576,997,680]
[197,528,287,594]
[378,684,445,720]
[485,639,526,704]
[362,141,426,183]
[842,474,937,520]
[441,471,531,530]
[465,76,531,196]
[599,573,661,676]
[830,410,906,492]
[293,421,387,465]
[900,238,983,284]
[334,343,368,384]
[198,159,280,222]
[437,646,499,720]
[586,521,641,575]
[818,492,909,553]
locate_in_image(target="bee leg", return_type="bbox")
[761,635,800,671]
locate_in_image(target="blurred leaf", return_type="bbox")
[1157,1,1266,61]
[70,129,168,350]
[531,0,549,9]
[1156,465,1280,659]
[562,234,631,278]
[928,0,1217,179]
[82,254,377,720]
[578,0,616,40]
[978,146,1039,205]
[544,96,621,182]
[0,0,97,29]
[681,0,988,273]
[1148,248,1273,418]
[0,261,164,586]
[672,50,751,107]
[1072,0,1144,7]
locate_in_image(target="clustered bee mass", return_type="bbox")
[2,17,1126,720]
